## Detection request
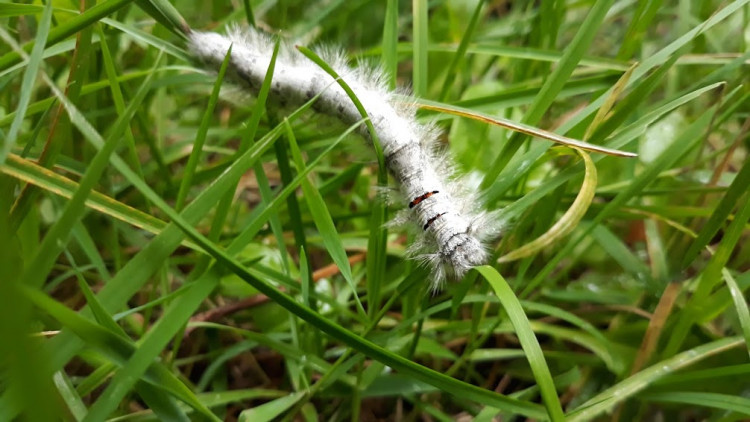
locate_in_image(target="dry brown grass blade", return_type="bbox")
[418,101,637,158]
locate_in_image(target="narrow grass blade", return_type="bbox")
[617,0,664,60]
[412,0,428,97]
[0,0,53,164]
[249,39,291,272]
[52,371,87,420]
[101,18,189,61]
[21,55,159,290]
[585,54,680,144]
[207,37,281,271]
[722,268,750,359]
[295,45,390,310]
[67,252,192,421]
[295,46,386,176]
[285,120,363,315]
[474,266,565,421]
[438,0,484,102]
[590,225,653,286]
[95,24,145,183]
[0,0,134,71]
[2,8,97,233]
[21,286,218,420]
[226,119,363,259]
[521,301,610,346]
[0,65,188,128]
[238,392,306,422]
[682,157,750,268]
[0,169,59,419]
[242,0,256,27]
[0,154,190,246]
[481,0,615,188]
[583,62,636,141]
[641,391,750,415]
[300,247,313,308]
[176,45,232,210]
[0,3,70,18]
[273,133,309,259]
[136,382,191,422]
[385,42,629,71]
[381,0,399,89]
[70,221,111,282]
[80,269,223,421]
[679,192,750,317]
[567,337,744,421]
[134,0,190,37]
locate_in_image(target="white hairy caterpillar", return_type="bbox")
[188,27,500,287]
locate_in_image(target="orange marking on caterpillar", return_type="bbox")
[409,190,439,208]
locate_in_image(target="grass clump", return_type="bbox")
[0,1,748,420]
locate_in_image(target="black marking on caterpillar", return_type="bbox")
[423,212,447,231]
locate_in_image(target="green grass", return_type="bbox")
[1,1,749,420]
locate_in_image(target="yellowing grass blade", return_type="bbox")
[498,147,597,263]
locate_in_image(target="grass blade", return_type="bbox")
[176,45,232,210]
[0,0,53,164]
[412,0,428,97]
[21,55,159,290]
[568,337,743,421]
[481,0,615,188]
[285,120,363,315]
[475,266,564,421]
[498,148,597,263]
[381,0,399,89]
[0,0,134,71]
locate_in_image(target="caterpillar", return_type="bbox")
[188,27,501,288]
